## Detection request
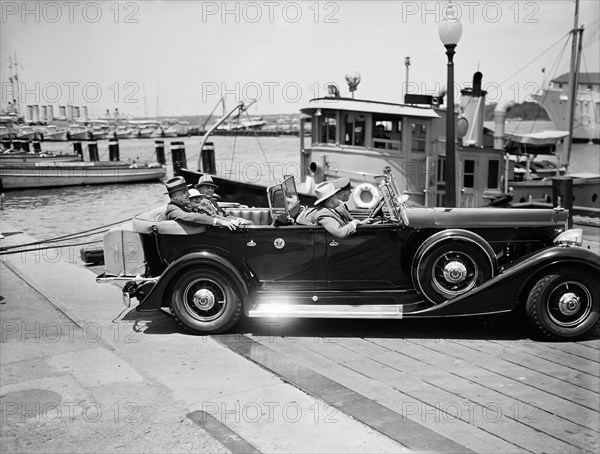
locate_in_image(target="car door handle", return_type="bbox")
[329,240,339,247]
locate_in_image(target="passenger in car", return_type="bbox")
[297,181,360,238]
[163,177,238,230]
[194,175,253,225]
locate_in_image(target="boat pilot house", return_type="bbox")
[299,86,504,209]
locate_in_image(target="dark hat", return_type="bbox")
[195,175,219,189]
[333,177,353,191]
[164,176,189,195]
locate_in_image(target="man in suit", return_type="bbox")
[164,176,237,230]
[194,175,252,225]
[297,181,360,238]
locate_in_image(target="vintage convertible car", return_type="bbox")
[97,175,600,341]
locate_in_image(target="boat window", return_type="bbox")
[487,159,500,189]
[436,157,446,207]
[319,111,337,144]
[410,123,427,153]
[463,159,475,188]
[437,157,445,183]
[371,116,402,151]
[343,113,366,147]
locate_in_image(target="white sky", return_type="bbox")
[1,0,599,117]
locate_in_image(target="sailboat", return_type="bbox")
[532,1,599,144]
[509,0,599,215]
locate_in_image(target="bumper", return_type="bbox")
[96,273,158,307]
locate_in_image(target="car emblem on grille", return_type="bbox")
[274,238,285,249]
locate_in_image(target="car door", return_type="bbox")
[244,226,317,289]
[325,224,402,289]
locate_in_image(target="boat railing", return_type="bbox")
[372,138,401,150]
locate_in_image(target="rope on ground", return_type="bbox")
[0,240,102,256]
[0,217,131,252]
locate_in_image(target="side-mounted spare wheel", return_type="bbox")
[413,232,496,304]
[170,268,243,334]
[526,267,600,341]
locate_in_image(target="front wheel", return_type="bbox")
[170,268,243,334]
[526,268,600,340]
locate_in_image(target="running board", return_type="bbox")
[248,303,404,319]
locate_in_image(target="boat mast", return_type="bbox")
[563,0,584,169]
[8,52,21,116]
[196,99,257,171]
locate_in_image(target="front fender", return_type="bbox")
[137,248,255,312]
[409,246,600,317]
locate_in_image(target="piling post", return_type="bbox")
[108,138,120,161]
[21,140,31,153]
[88,141,99,161]
[32,139,42,152]
[552,176,573,228]
[201,141,216,174]
[0,138,11,150]
[155,140,166,165]
[73,141,83,157]
[171,141,187,176]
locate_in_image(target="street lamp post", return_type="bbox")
[438,5,462,207]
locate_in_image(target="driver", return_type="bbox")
[299,181,361,238]
[333,178,373,225]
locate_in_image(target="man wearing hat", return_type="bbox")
[332,177,354,222]
[297,181,360,238]
[163,176,237,230]
[194,175,252,225]
[332,178,374,225]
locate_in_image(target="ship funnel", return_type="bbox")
[459,72,487,147]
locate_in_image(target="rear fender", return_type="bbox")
[137,248,256,312]
[409,246,600,317]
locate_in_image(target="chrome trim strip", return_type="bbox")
[96,274,159,284]
[248,304,404,319]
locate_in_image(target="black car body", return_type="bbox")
[97,176,600,340]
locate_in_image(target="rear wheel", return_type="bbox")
[526,268,600,340]
[414,241,493,304]
[170,268,243,334]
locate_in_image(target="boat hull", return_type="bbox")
[1,162,166,189]
[0,152,82,163]
[532,89,600,143]
[511,176,600,216]
[180,168,316,207]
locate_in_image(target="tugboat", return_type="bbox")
[179,71,598,217]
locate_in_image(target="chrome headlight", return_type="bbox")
[553,229,583,247]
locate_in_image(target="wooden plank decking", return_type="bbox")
[239,317,599,453]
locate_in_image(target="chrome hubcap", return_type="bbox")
[193,289,215,311]
[432,251,479,297]
[558,292,580,316]
[443,261,467,283]
[548,281,592,328]
[182,278,227,323]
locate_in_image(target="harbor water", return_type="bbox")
[1,135,299,243]
[1,123,598,245]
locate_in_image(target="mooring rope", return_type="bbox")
[0,217,131,253]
